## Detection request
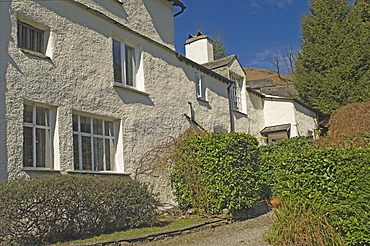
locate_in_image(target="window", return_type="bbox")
[18,21,44,54]
[230,74,243,111]
[73,114,116,171]
[195,73,206,100]
[23,104,52,168]
[113,38,140,88]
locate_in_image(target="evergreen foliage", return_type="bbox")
[260,136,370,245]
[170,132,260,214]
[212,31,228,60]
[0,175,159,245]
[294,0,370,115]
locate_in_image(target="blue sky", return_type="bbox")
[174,0,309,73]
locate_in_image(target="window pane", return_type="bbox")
[72,114,78,131]
[105,121,114,137]
[73,134,79,170]
[80,116,91,133]
[23,126,33,167]
[195,74,201,98]
[93,137,104,171]
[36,106,49,126]
[17,22,44,54]
[82,136,92,170]
[93,118,103,135]
[36,128,50,168]
[105,138,115,171]
[24,104,33,123]
[125,45,136,86]
[113,39,122,83]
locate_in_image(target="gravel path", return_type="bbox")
[133,212,273,246]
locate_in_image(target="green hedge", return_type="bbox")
[0,175,159,246]
[171,132,261,214]
[260,137,370,245]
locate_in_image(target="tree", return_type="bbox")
[212,29,228,60]
[281,45,297,75]
[271,55,281,77]
[294,0,370,115]
[271,45,297,75]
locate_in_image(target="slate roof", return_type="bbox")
[261,123,291,134]
[202,55,237,70]
[261,86,298,98]
[247,78,276,89]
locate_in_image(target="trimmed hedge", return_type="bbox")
[260,137,370,245]
[0,175,159,246]
[171,132,261,214]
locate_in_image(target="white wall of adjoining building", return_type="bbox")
[263,100,298,137]
[294,102,318,138]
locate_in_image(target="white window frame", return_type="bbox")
[23,103,55,169]
[73,113,118,172]
[112,37,143,90]
[195,73,206,100]
[230,74,243,111]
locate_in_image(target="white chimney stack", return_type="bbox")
[185,32,214,64]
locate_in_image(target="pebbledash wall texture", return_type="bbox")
[1,0,317,204]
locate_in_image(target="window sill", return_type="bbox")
[113,82,149,96]
[113,0,123,5]
[23,168,64,177]
[112,0,123,4]
[196,97,209,103]
[232,109,248,117]
[21,49,51,60]
[23,168,131,178]
[67,170,131,177]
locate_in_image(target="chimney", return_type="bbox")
[185,32,214,64]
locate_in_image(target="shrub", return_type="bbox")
[315,133,370,148]
[0,175,159,246]
[266,196,346,246]
[171,132,261,214]
[329,101,370,135]
[260,137,370,245]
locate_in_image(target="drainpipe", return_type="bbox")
[227,85,235,132]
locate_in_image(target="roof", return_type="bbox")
[246,87,318,113]
[176,54,232,86]
[168,0,186,16]
[260,86,298,98]
[202,55,237,70]
[168,0,185,7]
[261,123,291,134]
[247,78,276,89]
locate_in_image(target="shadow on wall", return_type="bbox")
[115,87,155,106]
[0,1,12,181]
[142,0,175,46]
[93,0,128,21]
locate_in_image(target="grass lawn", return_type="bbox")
[52,217,207,246]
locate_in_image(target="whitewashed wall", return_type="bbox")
[1,0,249,187]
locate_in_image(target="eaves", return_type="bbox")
[63,0,230,86]
[177,54,232,86]
[246,87,319,113]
